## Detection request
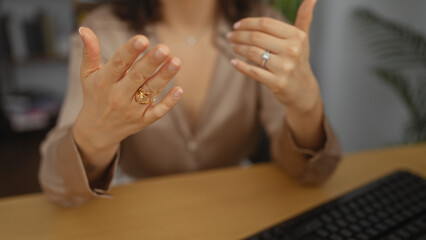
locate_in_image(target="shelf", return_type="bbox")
[0,55,68,66]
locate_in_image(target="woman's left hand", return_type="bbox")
[227,0,320,114]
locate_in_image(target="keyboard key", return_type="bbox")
[292,219,322,237]
[301,234,322,240]
[340,229,353,238]
[349,224,362,233]
[325,224,339,233]
[315,229,329,238]
[330,210,342,219]
[320,214,332,223]
[383,234,402,240]
[330,234,343,240]
[414,233,426,240]
[336,219,348,228]
[355,233,371,240]
[366,228,379,237]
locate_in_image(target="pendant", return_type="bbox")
[186,36,197,46]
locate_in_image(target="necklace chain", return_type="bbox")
[186,36,197,46]
[157,24,213,47]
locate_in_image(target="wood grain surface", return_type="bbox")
[0,143,425,240]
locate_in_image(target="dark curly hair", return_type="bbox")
[112,0,264,33]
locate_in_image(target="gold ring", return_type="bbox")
[135,86,156,104]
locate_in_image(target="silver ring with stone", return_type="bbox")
[261,51,270,68]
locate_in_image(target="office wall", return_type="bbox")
[310,0,426,152]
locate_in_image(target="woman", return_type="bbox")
[39,0,341,207]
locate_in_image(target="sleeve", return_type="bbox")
[259,83,342,185]
[38,33,119,207]
[255,5,342,185]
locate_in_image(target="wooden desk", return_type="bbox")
[1,144,425,240]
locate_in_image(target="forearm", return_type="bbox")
[285,97,325,152]
[274,98,336,185]
[40,126,117,207]
[72,124,119,188]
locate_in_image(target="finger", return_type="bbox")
[233,17,297,39]
[141,87,183,125]
[102,35,149,83]
[143,57,181,96]
[295,0,317,34]
[124,57,181,103]
[231,43,293,74]
[124,44,171,91]
[230,58,277,90]
[227,30,283,53]
[79,27,101,79]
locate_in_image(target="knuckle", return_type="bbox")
[297,30,308,42]
[165,100,174,108]
[108,91,128,111]
[107,98,121,112]
[283,61,296,73]
[164,96,176,108]
[123,110,134,121]
[80,71,88,82]
[143,83,157,95]
[249,32,261,44]
[248,67,261,79]
[112,53,130,71]
[152,108,163,120]
[140,116,152,127]
[247,47,258,60]
[128,67,145,84]
[274,80,288,94]
[94,78,107,90]
[288,45,301,57]
[259,18,272,29]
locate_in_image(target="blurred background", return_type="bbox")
[0,0,425,197]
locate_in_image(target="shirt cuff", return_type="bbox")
[280,115,342,184]
[56,130,120,200]
[283,115,340,161]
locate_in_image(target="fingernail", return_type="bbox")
[78,27,86,46]
[230,59,238,66]
[134,38,146,50]
[226,32,233,39]
[78,27,84,39]
[168,58,180,71]
[174,88,183,98]
[233,21,241,29]
[155,47,168,59]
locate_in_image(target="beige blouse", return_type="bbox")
[39,5,341,207]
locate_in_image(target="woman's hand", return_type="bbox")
[73,27,183,168]
[227,0,320,115]
[228,0,326,151]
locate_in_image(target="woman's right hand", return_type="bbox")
[73,27,182,172]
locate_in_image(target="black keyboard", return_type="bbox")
[244,170,426,240]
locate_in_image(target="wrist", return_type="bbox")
[73,123,119,168]
[286,94,322,119]
[285,97,325,151]
[73,118,118,154]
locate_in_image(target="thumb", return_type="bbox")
[294,0,317,35]
[79,27,101,79]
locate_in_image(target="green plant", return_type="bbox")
[355,9,426,143]
[272,0,304,24]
